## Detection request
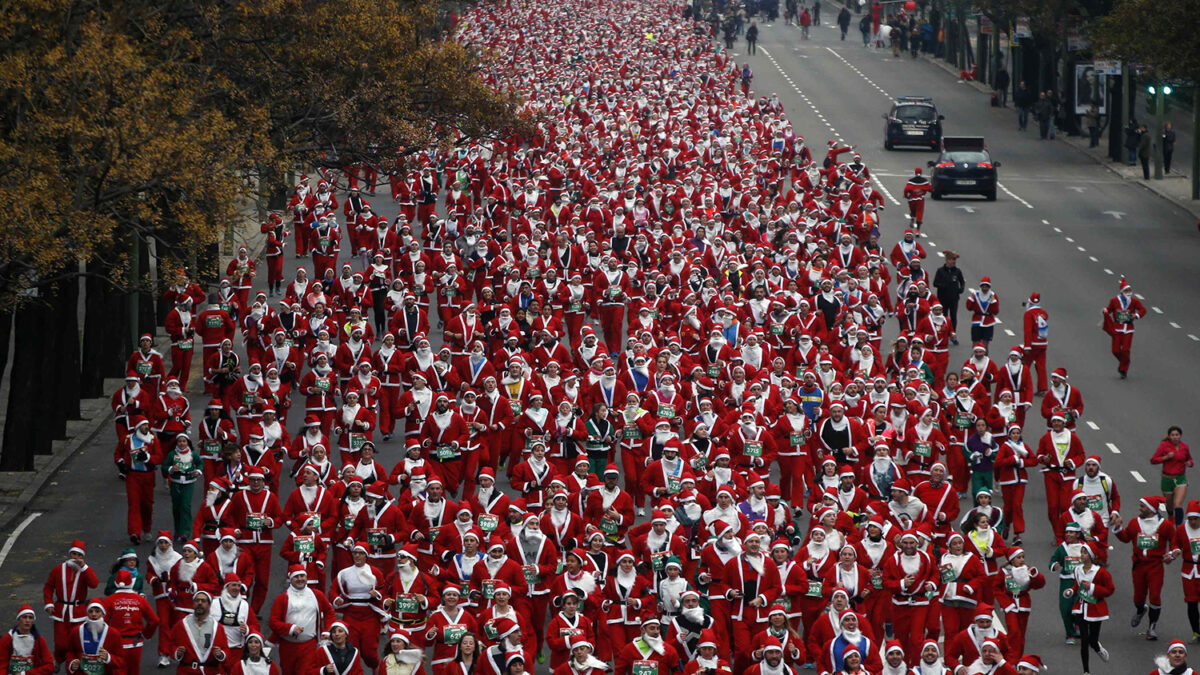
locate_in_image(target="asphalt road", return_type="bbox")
[1,17,1198,675]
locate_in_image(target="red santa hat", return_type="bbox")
[1051,367,1069,380]
[287,564,307,579]
[1140,495,1167,513]
[974,604,995,621]
[1017,654,1045,671]
[1187,500,1200,518]
[15,605,34,620]
[69,540,87,555]
[114,569,134,589]
[884,640,904,656]
[397,544,420,561]
[1119,275,1131,291]
[697,629,718,649]
[365,483,389,501]
[761,636,784,653]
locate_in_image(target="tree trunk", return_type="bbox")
[80,260,129,398]
[50,275,81,427]
[0,308,12,386]
[138,235,157,338]
[2,301,50,469]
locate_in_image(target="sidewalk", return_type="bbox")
[919,52,1200,219]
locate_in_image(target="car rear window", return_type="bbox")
[894,105,936,122]
[944,151,989,163]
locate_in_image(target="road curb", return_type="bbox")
[1054,135,1200,219]
[0,336,171,535]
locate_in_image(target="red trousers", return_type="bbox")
[169,346,194,390]
[430,456,464,496]
[125,471,156,537]
[378,386,401,436]
[313,253,338,281]
[461,448,483,496]
[1110,332,1133,373]
[52,620,78,664]
[265,255,284,286]
[1003,611,1030,661]
[598,305,625,351]
[1000,482,1028,535]
[946,444,969,494]
[731,618,768,672]
[927,351,949,390]
[244,542,273,613]
[1044,474,1073,528]
[891,603,930,666]
[708,598,732,661]
[564,313,586,349]
[941,604,972,641]
[908,199,926,225]
[1132,560,1165,607]
[116,640,142,675]
[621,447,646,509]
[155,598,175,655]
[277,639,317,675]
[1023,346,1048,392]
[778,454,810,503]
[340,605,383,670]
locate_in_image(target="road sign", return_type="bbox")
[1094,60,1122,75]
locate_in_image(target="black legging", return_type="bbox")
[1189,601,1200,634]
[1076,618,1103,671]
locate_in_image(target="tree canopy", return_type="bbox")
[1092,0,1200,83]
[0,0,528,308]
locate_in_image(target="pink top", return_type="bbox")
[1151,440,1193,475]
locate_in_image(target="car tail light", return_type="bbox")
[977,162,993,169]
[937,162,953,168]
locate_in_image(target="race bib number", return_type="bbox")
[1063,556,1079,574]
[657,404,675,420]
[319,237,331,249]
[1190,539,1200,557]
[436,444,457,460]
[317,378,332,392]
[870,569,883,589]
[1004,576,1023,592]
[482,579,498,599]
[743,440,763,457]
[691,454,708,471]
[368,527,387,548]
[443,624,467,644]
[80,655,106,675]
[569,301,582,312]
[349,433,367,451]
[294,535,315,554]
[509,400,523,416]
[1137,534,1159,550]
[171,453,194,474]
[1085,494,1103,512]
[770,324,784,336]
[7,655,33,673]
[246,513,266,531]
[201,439,221,458]
[666,476,682,494]
[242,392,257,407]
[954,413,972,429]
[394,593,419,613]
[206,316,222,328]
[789,433,805,447]
[1116,311,1131,323]
[940,564,956,583]
[806,580,823,597]
[524,567,540,585]
[478,514,499,532]
[343,515,356,530]
[623,427,642,440]
[600,517,619,536]
[179,339,194,351]
[706,365,721,378]
[1079,589,1096,604]
[914,441,932,457]
[136,361,152,375]
[651,552,668,571]
[632,661,659,675]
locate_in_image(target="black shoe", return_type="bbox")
[1132,606,1147,627]
[1120,370,1127,379]
[130,534,141,545]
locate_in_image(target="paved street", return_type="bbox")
[0,10,1197,675]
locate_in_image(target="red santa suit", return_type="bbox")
[41,545,99,665]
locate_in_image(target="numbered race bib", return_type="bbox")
[478,514,499,532]
[1085,494,1103,512]
[394,594,419,613]
[1079,589,1097,604]
[940,564,956,583]
[350,433,367,451]
[770,324,784,336]
[201,440,221,458]
[206,316,222,328]
[632,660,659,675]
[509,401,523,416]
[294,535,315,554]
[651,552,668,571]
[172,453,194,475]
[789,433,805,447]
[1063,556,1080,574]
[666,476,682,494]
[179,339,194,351]
[1191,539,1200,557]
[569,301,582,312]
[1137,533,1159,550]
[657,404,675,420]
[482,579,498,599]
[343,515,356,530]
[806,580,823,597]
[870,569,883,589]
[706,365,720,378]
[317,378,332,392]
[436,444,457,460]
[246,513,266,531]
[691,454,708,471]
[600,517,619,536]
[136,361,152,375]
[1116,310,1131,323]
[443,624,467,645]
[7,654,33,673]
[623,427,642,440]
[1005,577,1023,592]
[743,441,763,457]
[954,413,972,429]
[914,441,932,457]
[80,655,106,675]
[368,528,387,548]
[524,567,540,585]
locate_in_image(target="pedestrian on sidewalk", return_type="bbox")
[812,0,820,24]
[1085,103,1101,148]
[799,8,811,38]
[1138,125,1153,179]
[837,6,851,39]
[859,14,871,45]
[1125,118,1142,165]
[1014,81,1034,130]
[1047,90,1061,138]
[746,21,758,53]
[1163,122,1176,174]
[1034,93,1053,139]
[994,65,1010,107]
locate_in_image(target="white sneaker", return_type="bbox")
[158,655,170,668]
[1098,644,1110,662]
[636,508,646,517]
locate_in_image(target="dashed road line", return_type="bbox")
[1106,443,1121,455]
[1003,329,1015,337]
[1053,227,1062,233]
[1104,268,1114,275]
[1065,237,1075,243]
[1152,306,1163,314]
[1130,470,1146,483]
[870,174,901,206]
[1189,334,1199,342]
[1171,321,1181,329]
[997,182,1034,208]
[1086,421,1100,431]
[1089,256,1098,262]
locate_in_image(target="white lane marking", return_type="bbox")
[0,512,42,572]
[1171,321,1181,328]
[1086,421,1100,431]
[1136,293,1146,300]
[1152,306,1163,314]
[1077,246,1086,252]
[1130,470,1146,483]
[928,241,938,247]
[824,47,893,101]
[870,174,902,206]
[1042,219,1050,225]
[1189,334,1199,342]
[1089,256,1098,262]
[1004,329,1015,337]
[1106,443,1121,455]
[1104,268,1114,275]
[1053,227,1062,233]
[997,182,1034,208]
[1065,237,1075,243]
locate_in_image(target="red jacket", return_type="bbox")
[267,586,335,644]
[65,621,123,674]
[102,589,159,643]
[43,561,99,623]
[0,631,53,675]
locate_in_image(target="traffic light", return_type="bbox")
[1146,83,1174,114]
[1147,84,1173,95]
